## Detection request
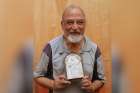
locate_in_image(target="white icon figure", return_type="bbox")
[65,54,84,79]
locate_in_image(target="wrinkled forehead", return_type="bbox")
[62,8,85,20]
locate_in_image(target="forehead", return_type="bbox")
[63,8,85,20]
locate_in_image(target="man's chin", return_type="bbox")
[68,41,80,44]
[67,35,83,43]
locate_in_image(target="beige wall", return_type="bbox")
[0,0,33,93]
[111,0,140,93]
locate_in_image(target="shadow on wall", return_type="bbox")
[8,39,34,93]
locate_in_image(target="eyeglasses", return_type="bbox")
[62,19,85,26]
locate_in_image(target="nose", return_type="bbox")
[72,22,78,30]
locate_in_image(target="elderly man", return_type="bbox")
[34,5,105,93]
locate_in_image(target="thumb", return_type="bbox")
[62,80,71,85]
[83,75,89,79]
[58,74,66,80]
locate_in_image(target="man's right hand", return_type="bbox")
[52,75,71,90]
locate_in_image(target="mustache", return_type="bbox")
[69,32,81,35]
[69,31,82,35]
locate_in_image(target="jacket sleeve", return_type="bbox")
[92,46,106,83]
[33,43,53,79]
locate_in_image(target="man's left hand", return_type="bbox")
[81,76,95,93]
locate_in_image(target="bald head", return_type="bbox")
[62,5,85,20]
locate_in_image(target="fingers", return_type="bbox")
[57,74,66,80]
[82,79,90,85]
[81,76,92,90]
[56,75,71,84]
[82,75,90,80]
[81,82,90,87]
[53,74,71,90]
[81,75,90,84]
[53,80,70,90]
[62,80,71,85]
[81,80,91,89]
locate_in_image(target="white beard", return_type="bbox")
[67,34,83,43]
